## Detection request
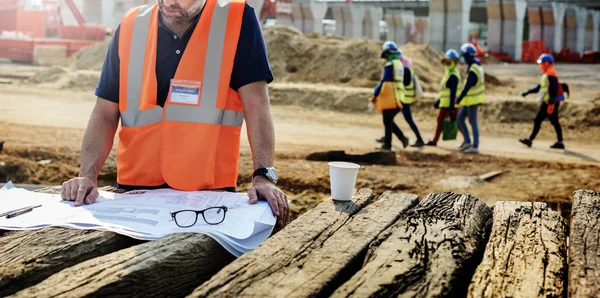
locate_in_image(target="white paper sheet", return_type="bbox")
[0,184,276,256]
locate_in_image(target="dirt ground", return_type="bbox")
[1,46,600,222]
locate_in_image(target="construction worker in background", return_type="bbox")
[376,53,425,147]
[455,43,485,154]
[370,41,410,151]
[60,0,289,227]
[520,54,568,149]
[426,49,460,146]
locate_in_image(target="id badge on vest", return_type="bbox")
[168,79,201,105]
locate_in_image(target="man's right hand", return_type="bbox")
[61,177,99,207]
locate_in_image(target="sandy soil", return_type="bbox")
[1,61,599,221]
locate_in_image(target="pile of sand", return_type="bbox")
[30,25,506,93]
[264,26,445,91]
[68,40,110,71]
[30,66,70,84]
[29,66,100,91]
[29,41,107,90]
[264,26,505,92]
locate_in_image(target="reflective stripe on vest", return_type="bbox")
[121,4,162,127]
[390,59,405,104]
[439,68,461,108]
[121,3,243,128]
[540,74,551,102]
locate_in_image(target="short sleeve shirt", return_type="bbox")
[95,3,273,106]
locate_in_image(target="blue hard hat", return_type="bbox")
[460,43,477,56]
[537,53,554,64]
[444,49,460,60]
[381,40,400,57]
[382,41,398,52]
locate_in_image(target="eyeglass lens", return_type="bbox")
[174,211,197,227]
[202,207,226,224]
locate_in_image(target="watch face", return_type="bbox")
[267,168,278,181]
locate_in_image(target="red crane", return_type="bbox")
[63,0,86,25]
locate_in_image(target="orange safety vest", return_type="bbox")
[116,0,245,191]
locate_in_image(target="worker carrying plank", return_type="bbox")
[60,0,289,227]
[520,53,569,150]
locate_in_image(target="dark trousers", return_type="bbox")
[382,108,405,148]
[529,102,563,142]
[433,108,458,142]
[401,104,424,142]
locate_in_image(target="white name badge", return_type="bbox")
[169,80,201,105]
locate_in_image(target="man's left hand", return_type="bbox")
[248,176,289,227]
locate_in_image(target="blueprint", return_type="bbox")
[0,184,276,257]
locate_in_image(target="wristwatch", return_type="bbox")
[252,167,278,184]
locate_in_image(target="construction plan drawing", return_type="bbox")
[0,184,276,257]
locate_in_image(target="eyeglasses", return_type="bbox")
[170,206,228,228]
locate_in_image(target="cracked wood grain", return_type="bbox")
[189,189,380,298]
[467,201,568,298]
[332,192,493,298]
[10,232,234,298]
[0,186,140,297]
[569,189,600,298]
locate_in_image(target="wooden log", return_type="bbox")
[10,233,235,298]
[332,192,493,298]
[467,201,568,298]
[569,189,600,298]
[0,186,140,297]
[306,150,397,165]
[190,189,393,298]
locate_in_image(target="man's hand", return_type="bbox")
[248,176,289,227]
[61,177,99,207]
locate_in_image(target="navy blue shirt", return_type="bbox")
[95,3,273,106]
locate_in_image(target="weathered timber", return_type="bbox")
[11,232,235,298]
[306,150,397,165]
[0,186,140,297]
[467,201,568,298]
[569,189,600,298]
[332,192,493,298]
[190,189,381,298]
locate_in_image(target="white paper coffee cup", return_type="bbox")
[328,162,360,201]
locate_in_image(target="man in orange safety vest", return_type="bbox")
[61,0,289,226]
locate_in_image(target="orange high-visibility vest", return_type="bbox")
[116,0,245,191]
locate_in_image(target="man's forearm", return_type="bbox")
[239,81,275,170]
[79,99,120,182]
[247,110,275,170]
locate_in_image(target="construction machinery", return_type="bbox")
[0,0,109,63]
